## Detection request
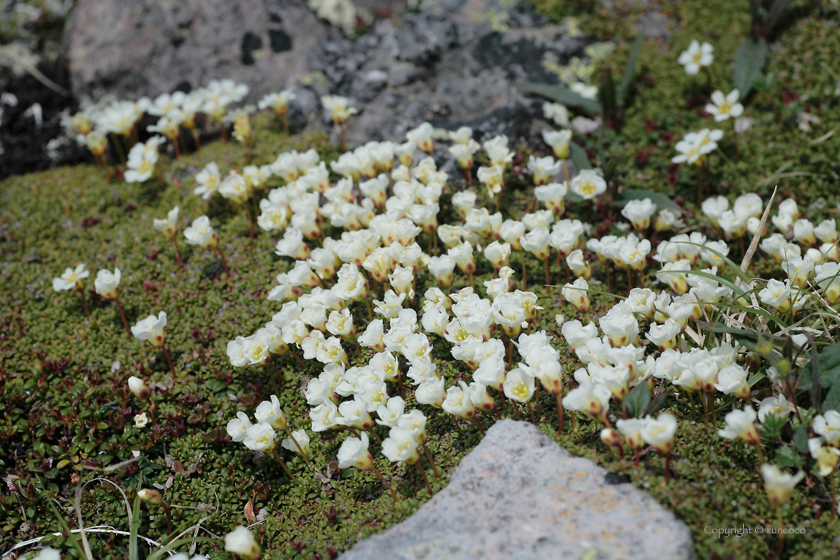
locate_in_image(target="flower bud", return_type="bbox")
[600,428,624,449]
[128,376,151,399]
[137,488,162,505]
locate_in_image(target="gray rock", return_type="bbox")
[65,0,333,102]
[64,0,597,149]
[340,420,695,560]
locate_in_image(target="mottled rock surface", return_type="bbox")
[65,0,592,147]
[340,420,695,560]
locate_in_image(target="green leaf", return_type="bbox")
[823,382,840,412]
[622,382,651,418]
[774,446,804,469]
[206,379,227,393]
[733,38,768,100]
[569,141,591,171]
[644,388,671,416]
[515,82,602,115]
[615,189,681,213]
[793,426,809,454]
[617,34,644,101]
[599,69,617,124]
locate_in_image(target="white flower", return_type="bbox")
[503,368,535,403]
[321,95,357,124]
[255,395,288,430]
[542,102,569,127]
[32,548,61,560]
[381,427,420,464]
[131,311,167,347]
[570,169,606,200]
[244,422,276,452]
[570,82,598,99]
[760,465,804,507]
[94,268,121,300]
[406,122,435,154]
[639,413,678,454]
[52,263,89,292]
[226,412,253,442]
[134,412,149,428]
[678,40,714,75]
[542,130,572,159]
[281,429,310,455]
[337,432,373,469]
[184,216,218,249]
[128,376,150,399]
[443,380,477,418]
[705,89,743,121]
[621,198,657,231]
[153,206,180,238]
[224,526,262,560]
[194,162,221,200]
[718,407,760,444]
[814,410,840,446]
[809,437,840,477]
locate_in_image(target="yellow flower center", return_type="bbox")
[580,182,596,195]
[719,101,732,114]
[513,382,529,400]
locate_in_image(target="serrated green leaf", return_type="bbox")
[733,38,768,100]
[515,82,602,115]
[617,34,644,101]
[774,446,804,469]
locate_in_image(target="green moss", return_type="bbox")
[2,2,840,559]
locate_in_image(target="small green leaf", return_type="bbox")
[515,82,602,115]
[599,69,616,123]
[617,34,644,102]
[569,141,591,171]
[774,446,804,469]
[733,38,768,100]
[793,426,809,454]
[622,382,651,418]
[616,189,681,213]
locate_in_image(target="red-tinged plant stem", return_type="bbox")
[367,428,384,446]
[370,462,398,501]
[160,500,173,536]
[163,345,176,377]
[271,449,301,485]
[115,297,131,336]
[266,360,282,398]
[245,201,255,247]
[172,237,183,267]
[415,462,433,495]
[283,426,311,467]
[79,289,90,316]
[472,416,486,436]
[544,258,551,296]
[172,136,182,160]
[422,444,440,479]
[450,415,465,437]
[217,247,231,280]
[555,393,564,436]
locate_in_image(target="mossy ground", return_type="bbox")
[2,1,840,559]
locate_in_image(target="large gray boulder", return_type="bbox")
[64,0,591,147]
[340,420,696,560]
[65,0,334,102]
